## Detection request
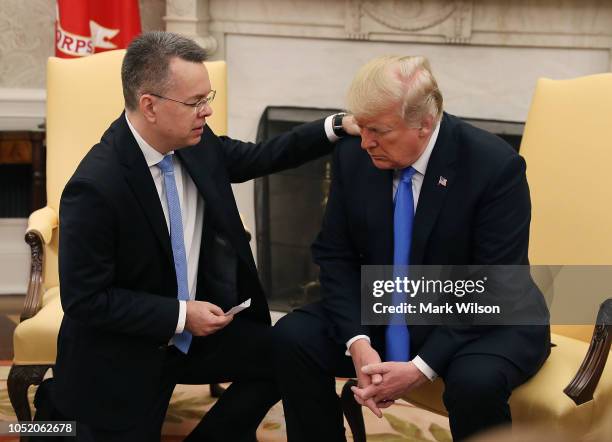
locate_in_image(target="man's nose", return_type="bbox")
[360,129,376,150]
[198,103,213,118]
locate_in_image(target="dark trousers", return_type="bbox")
[49,317,280,442]
[273,305,535,442]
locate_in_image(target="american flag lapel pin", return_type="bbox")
[437,176,448,187]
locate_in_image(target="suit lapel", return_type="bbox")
[365,160,395,265]
[115,114,173,263]
[411,114,458,265]
[177,132,257,274]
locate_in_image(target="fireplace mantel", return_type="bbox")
[165,0,612,64]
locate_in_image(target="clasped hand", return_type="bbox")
[349,340,428,418]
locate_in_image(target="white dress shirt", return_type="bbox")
[346,121,441,381]
[126,114,204,336]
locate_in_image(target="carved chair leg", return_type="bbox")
[7,364,52,422]
[341,379,366,442]
[564,298,612,405]
[209,383,226,398]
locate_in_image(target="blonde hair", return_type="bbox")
[346,55,443,126]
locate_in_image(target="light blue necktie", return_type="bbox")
[385,166,416,362]
[157,155,192,354]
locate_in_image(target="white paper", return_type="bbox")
[224,298,251,316]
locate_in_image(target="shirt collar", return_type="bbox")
[125,112,174,167]
[410,119,441,176]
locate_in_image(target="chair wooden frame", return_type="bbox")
[341,299,612,442]
[8,230,52,424]
[8,54,231,441]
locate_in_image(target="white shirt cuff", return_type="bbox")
[176,300,186,334]
[412,355,438,381]
[345,335,371,356]
[324,115,340,142]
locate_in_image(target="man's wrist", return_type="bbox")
[332,112,348,138]
[324,114,340,142]
[324,112,353,142]
[412,355,438,381]
[176,300,187,334]
[346,335,371,356]
[348,337,371,357]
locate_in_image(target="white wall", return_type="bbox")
[0,219,29,294]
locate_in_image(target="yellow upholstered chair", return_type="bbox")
[8,49,229,421]
[343,74,612,440]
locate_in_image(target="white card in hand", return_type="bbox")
[224,298,251,316]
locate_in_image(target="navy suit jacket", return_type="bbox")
[53,113,334,429]
[309,112,550,377]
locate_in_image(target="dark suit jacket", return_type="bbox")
[53,113,334,429]
[309,112,550,377]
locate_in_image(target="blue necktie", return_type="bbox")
[385,166,416,362]
[157,155,192,354]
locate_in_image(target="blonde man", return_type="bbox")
[274,56,549,441]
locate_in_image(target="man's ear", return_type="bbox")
[139,94,157,123]
[419,114,435,138]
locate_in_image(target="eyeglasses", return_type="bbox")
[148,90,216,114]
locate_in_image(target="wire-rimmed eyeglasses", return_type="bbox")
[148,89,216,114]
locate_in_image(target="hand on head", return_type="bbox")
[342,114,361,136]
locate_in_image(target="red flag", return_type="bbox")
[55,0,141,58]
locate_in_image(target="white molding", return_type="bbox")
[165,0,218,55]
[0,88,46,131]
[205,0,612,55]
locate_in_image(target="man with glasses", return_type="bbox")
[51,31,355,441]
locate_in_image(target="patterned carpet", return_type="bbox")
[0,298,451,440]
[0,364,451,441]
